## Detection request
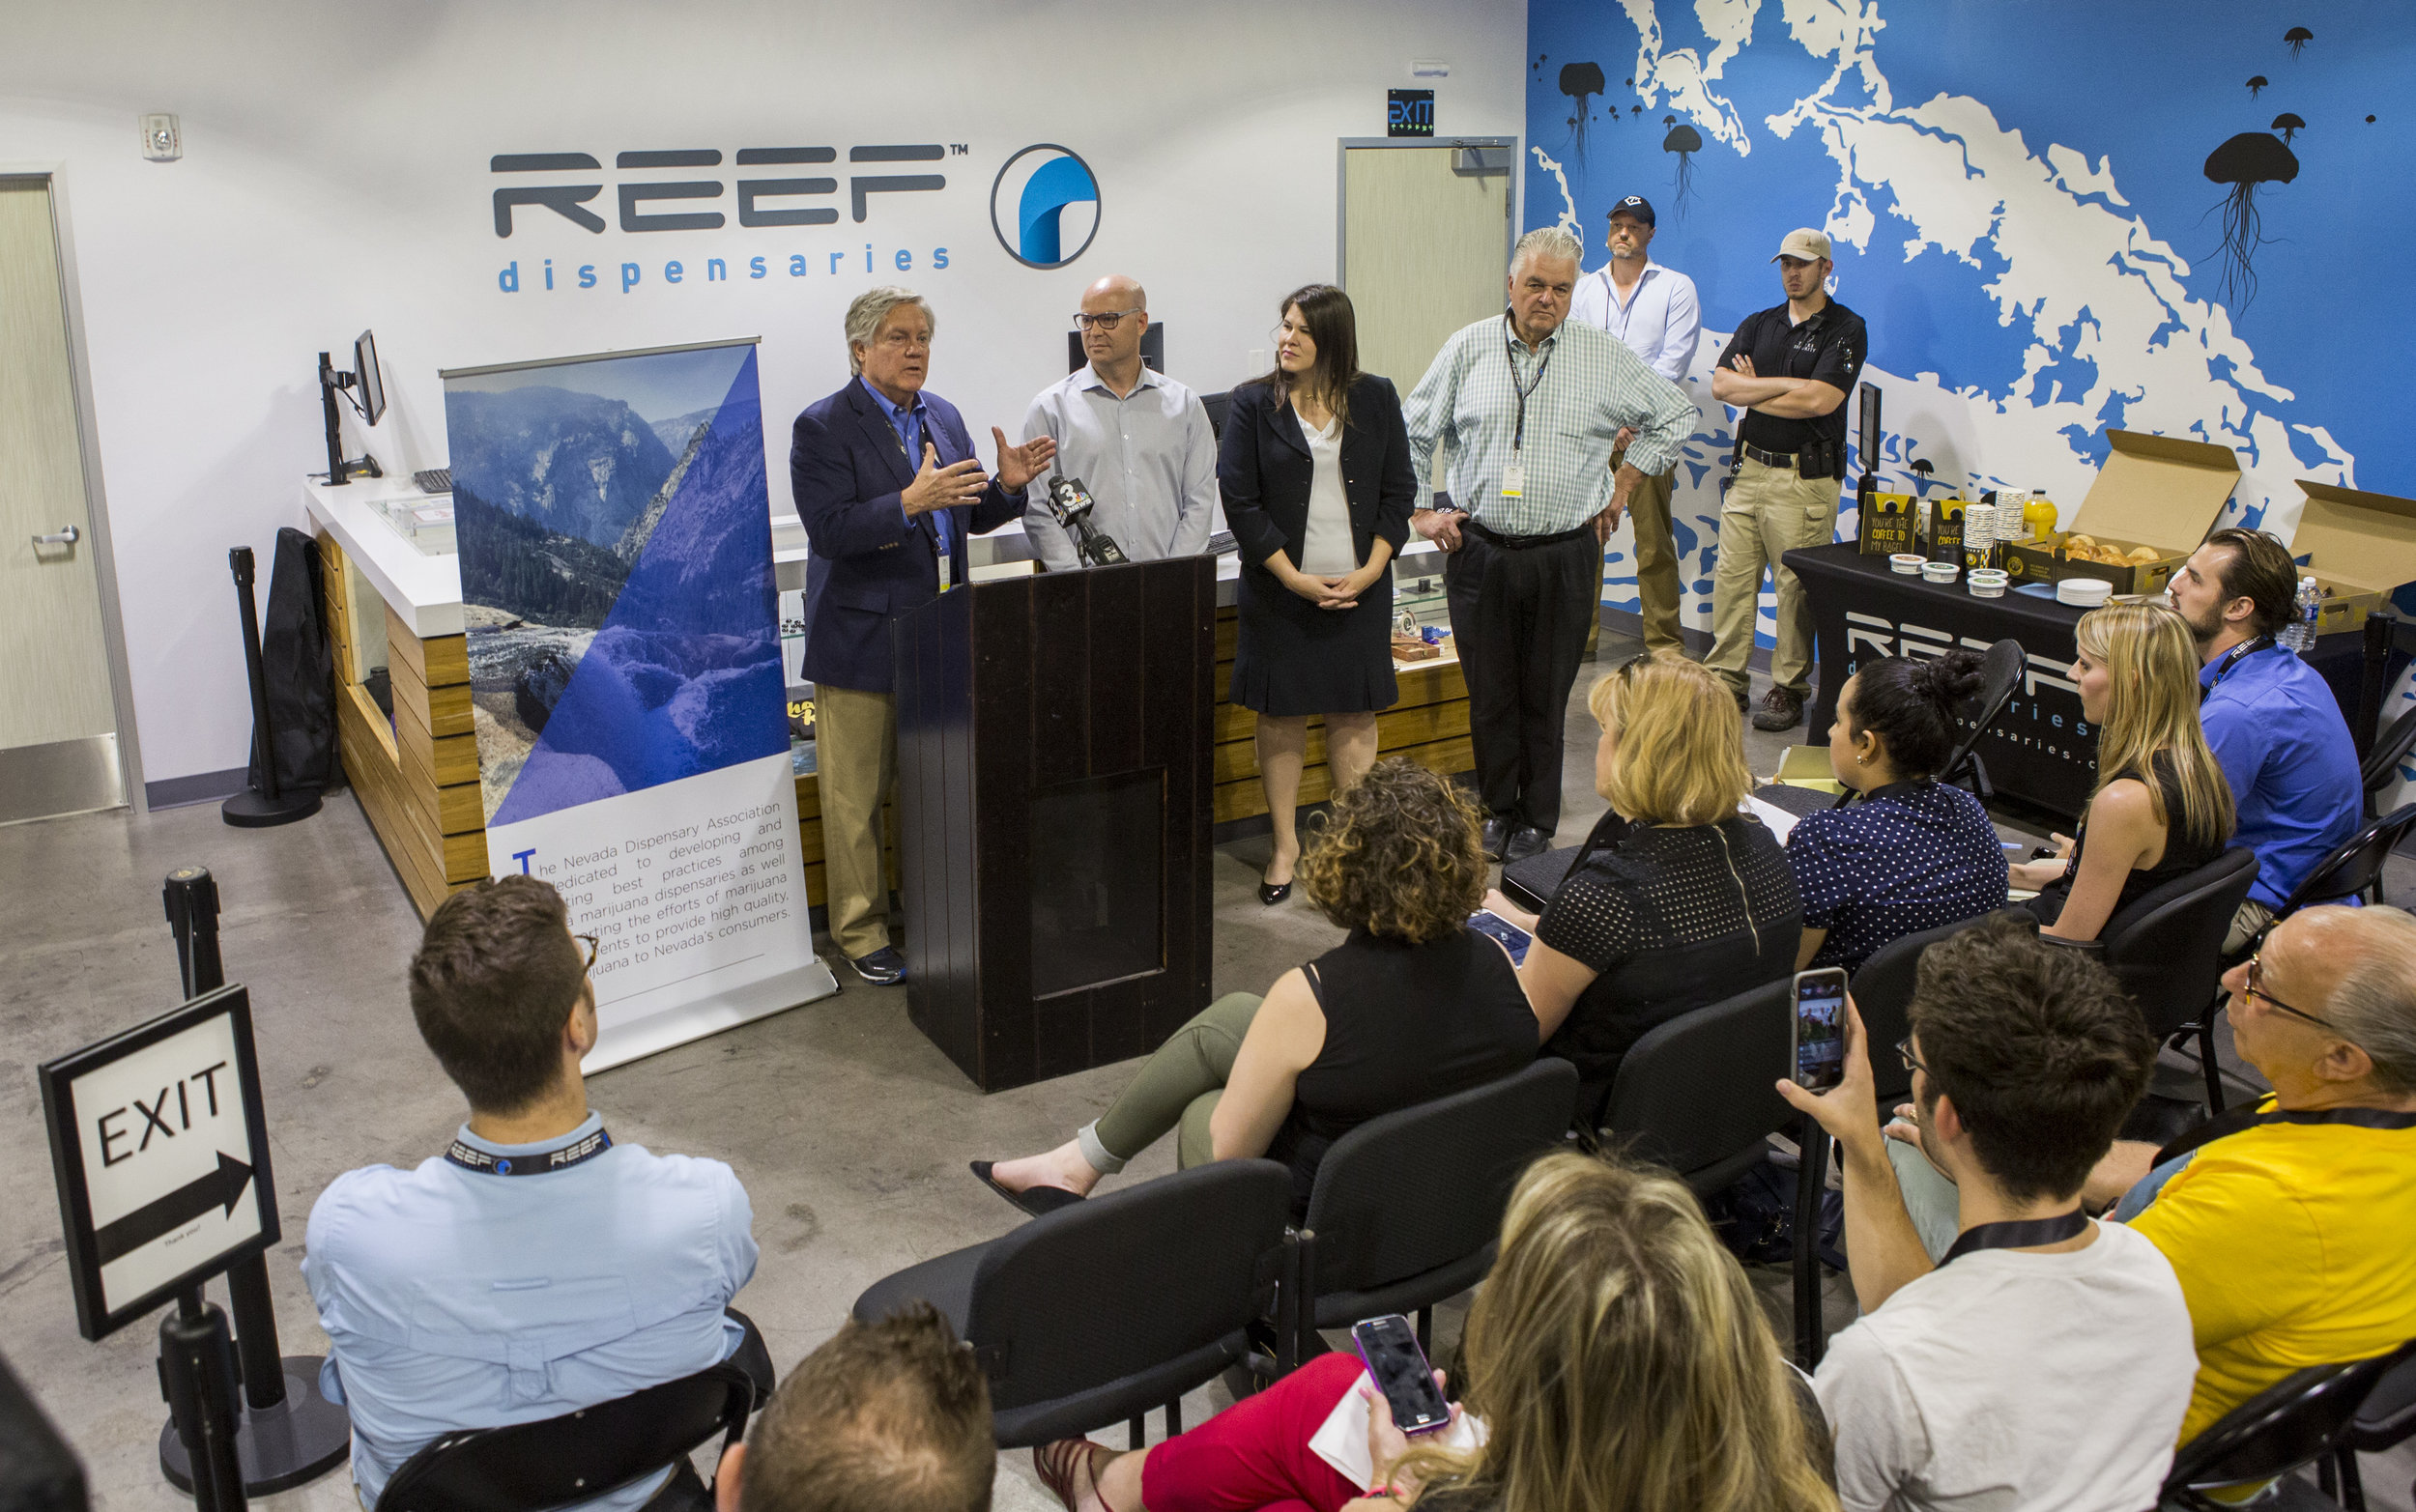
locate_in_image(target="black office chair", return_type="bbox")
[2160,1340,2416,1512]
[1597,979,1832,1363]
[850,1159,1296,1450]
[2264,802,2416,921]
[1829,637,2027,810]
[2328,1334,2416,1511]
[1200,389,1231,441]
[2360,705,2416,819]
[1291,1060,1578,1361]
[1850,908,2039,1106]
[375,1362,756,1512]
[2048,847,2259,1113]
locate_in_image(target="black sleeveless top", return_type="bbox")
[2037,751,2226,931]
[1266,925,1539,1213]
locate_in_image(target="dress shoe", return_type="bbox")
[1257,876,1293,905]
[1480,815,1513,862]
[848,946,906,984]
[1752,686,1806,732]
[1504,825,1553,864]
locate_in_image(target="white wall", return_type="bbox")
[1,0,1524,788]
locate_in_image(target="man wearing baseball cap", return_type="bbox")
[1568,195,1701,655]
[1707,227,1868,731]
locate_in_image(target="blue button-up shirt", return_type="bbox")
[302,1114,757,1512]
[860,375,950,562]
[2199,644,2363,908]
[1785,780,2011,972]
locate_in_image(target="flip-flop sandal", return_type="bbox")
[970,1160,1086,1219]
[1032,1437,1117,1512]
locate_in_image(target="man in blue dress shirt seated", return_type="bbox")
[2167,527,2363,951]
[304,875,765,1512]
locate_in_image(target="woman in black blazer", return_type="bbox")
[1219,283,1417,903]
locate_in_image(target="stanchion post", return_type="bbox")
[222,549,320,828]
[158,1290,247,1512]
[1791,1116,1830,1369]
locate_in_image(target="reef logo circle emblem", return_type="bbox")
[991,145,1100,270]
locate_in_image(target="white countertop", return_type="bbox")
[301,477,466,639]
[304,474,1450,632]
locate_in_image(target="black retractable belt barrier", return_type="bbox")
[157,867,351,1497]
[222,547,321,829]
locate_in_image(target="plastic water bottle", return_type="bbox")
[2281,576,2320,652]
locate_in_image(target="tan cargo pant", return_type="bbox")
[814,681,897,961]
[1708,457,1842,698]
[1613,449,1683,652]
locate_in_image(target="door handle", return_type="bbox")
[32,525,80,547]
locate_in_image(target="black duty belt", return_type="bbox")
[446,1126,614,1176]
[1465,520,1593,551]
[1742,442,1799,470]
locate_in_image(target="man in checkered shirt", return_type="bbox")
[1402,226,1695,865]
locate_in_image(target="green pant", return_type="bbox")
[1082,991,1263,1173]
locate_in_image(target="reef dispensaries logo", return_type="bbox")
[989,145,1100,270]
[487,140,1095,293]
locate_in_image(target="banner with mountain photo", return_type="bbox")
[442,338,836,1070]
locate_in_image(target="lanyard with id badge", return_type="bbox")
[881,407,957,591]
[1501,320,1555,502]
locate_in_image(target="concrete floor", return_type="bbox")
[4,633,2408,1512]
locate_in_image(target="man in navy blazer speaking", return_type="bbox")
[791,286,1055,984]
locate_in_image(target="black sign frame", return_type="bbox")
[39,984,280,1341]
[1388,90,1436,138]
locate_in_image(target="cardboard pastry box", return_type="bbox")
[2003,431,2241,595]
[2291,480,2416,636]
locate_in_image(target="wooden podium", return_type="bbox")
[893,556,1217,1092]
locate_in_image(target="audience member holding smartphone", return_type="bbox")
[972,759,1534,1217]
[1785,651,2010,972]
[1484,651,1800,1126]
[2008,603,2234,941]
[1029,1150,1837,1512]
[1778,918,2198,1512]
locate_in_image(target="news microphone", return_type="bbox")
[1044,473,1130,568]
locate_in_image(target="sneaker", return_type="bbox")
[1752,686,1805,732]
[848,946,906,984]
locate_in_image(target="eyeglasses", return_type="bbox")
[1073,309,1143,331]
[1896,1037,1927,1077]
[2242,953,2337,1032]
[575,933,599,973]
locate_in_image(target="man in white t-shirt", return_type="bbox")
[1779,916,2198,1512]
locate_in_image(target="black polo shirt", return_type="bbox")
[1715,298,1867,453]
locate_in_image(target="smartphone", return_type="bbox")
[1465,909,1533,965]
[1791,967,1850,1093]
[1351,1314,1453,1437]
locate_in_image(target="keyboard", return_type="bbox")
[414,468,452,495]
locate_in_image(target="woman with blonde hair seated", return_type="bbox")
[973,758,1536,1216]
[2008,602,2235,941]
[1032,1149,1837,1512]
[1485,650,1799,1124]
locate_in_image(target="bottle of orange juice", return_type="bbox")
[2023,494,2058,542]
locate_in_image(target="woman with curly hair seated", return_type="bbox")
[973,758,1537,1216]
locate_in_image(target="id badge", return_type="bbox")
[1501,457,1526,499]
[937,553,955,593]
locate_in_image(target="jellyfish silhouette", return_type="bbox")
[1662,120,1704,214]
[2271,113,2305,142]
[2285,25,2313,56]
[2246,75,2268,99]
[1559,62,1606,159]
[2370,115,2379,124]
[2202,131,2299,315]
[1630,103,1643,117]
[1910,458,1937,484]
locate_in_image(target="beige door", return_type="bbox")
[0,178,124,822]
[1341,144,1512,395]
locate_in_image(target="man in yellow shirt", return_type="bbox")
[2114,904,2416,1442]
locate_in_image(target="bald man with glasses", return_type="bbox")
[1019,273,1222,571]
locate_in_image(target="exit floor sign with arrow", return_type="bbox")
[41,984,280,1340]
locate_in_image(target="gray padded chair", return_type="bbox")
[850,1158,1296,1450]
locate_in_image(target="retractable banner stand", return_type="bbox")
[443,338,837,1070]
